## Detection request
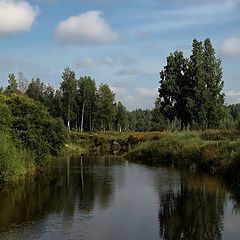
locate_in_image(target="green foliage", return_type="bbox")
[191,38,224,129]
[19,67,162,133]
[126,130,240,189]
[5,74,18,95]
[0,98,12,130]
[5,94,68,164]
[115,101,128,132]
[0,93,68,180]
[159,38,224,130]
[0,131,34,182]
[201,129,240,141]
[151,98,167,131]
[96,83,116,131]
[159,51,191,129]
[26,78,62,118]
[77,76,97,132]
[128,111,137,131]
[25,78,45,102]
[60,67,77,129]
[133,109,152,131]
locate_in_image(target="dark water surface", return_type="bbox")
[0,156,240,240]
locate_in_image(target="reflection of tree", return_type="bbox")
[158,178,225,240]
[0,156,123,227]
[78,156,115,212]
[230,190,240,215]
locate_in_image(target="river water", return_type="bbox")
[0,155,240,240]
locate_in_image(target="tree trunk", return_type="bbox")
[67,104,70,130]
[80,102,85,133]
[89,113,92,132]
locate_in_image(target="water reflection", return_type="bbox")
[0,157,239,240]
[156,170,225,240]
[0,156,123,227]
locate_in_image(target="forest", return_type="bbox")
[1,38,240,183]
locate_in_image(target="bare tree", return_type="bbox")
[18,71,29,94]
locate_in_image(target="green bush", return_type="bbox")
[4,94,68,165]
[0,93,68,178]
[0,131,34,182]
[0,99,12,130]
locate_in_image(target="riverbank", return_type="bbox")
[126,130,240,189]
[71,130,240,190]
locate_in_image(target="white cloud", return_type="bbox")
[55,10,118,45]
[77,56,115,68]
[111,85,157,110]
[135,87,157,98]
[0,0,38,36]
[225,90,240,104]
[220,38,240,57]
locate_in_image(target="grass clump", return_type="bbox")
[201,129,240,141]
[0,131,35,183]
[127,132,204,165]
[126,131,240,189]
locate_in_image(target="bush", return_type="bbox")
[0,131,34,182]
[0,93,68,168]
[0,97,12,130]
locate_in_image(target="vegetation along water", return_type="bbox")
[0,38,240,239]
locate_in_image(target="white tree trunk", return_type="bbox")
[80,102,85,133]
[67,103,70,130]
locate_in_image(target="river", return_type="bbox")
[0,155,240,240]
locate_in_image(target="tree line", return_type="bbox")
[1,68,165,132]
[1,38,240,132]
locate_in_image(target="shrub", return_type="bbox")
[1,93,68,167]
[0,131,34,182]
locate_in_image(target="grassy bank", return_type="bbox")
[0,131,36,183]
[70,131,171,153]
[126,130,240,189]
[71,130,240,189]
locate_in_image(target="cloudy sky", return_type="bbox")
[0,0,240,109]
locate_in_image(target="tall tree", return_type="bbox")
[60,67,77,129]
[115,101,128,132]
[190,38,224,129]
[128,111,137,131]
[5,74,18,95]
[151,98,167,131]
[51,89,62,118]
[77,76,96,132]
[26,78,57,117]
[133,109,152,132]
[25,78,45,102]
[96,84,115,131]
[159,51,191,130]
[159,38,224,130]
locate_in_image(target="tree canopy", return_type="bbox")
[159,38,224,130]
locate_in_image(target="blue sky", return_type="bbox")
[0,0,240,109]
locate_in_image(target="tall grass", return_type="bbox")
[0,131,35,183]
[125,130,240,190]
